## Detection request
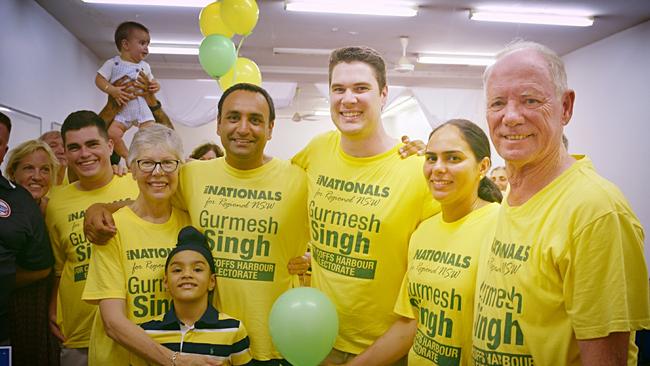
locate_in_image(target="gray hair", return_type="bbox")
[483,40,568,98]
[127,124,184,167]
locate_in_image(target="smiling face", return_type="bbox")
[424,125,489,209]
[485,49,574,170]
[217,89,274,170]
[131,146,179,203]
[14,149,53,201]
[329,61,387,139]
[122,28,150,63]
[165,250,216,304]
[64,126,114,187]
[490,167,508,192]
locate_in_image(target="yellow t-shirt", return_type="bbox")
[394,203,499,366]
[46,175,138,348]
[472,157,650,366]
[82,206,191,365]
[292,131,440,354]
[177,157,309,360]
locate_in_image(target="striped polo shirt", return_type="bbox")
[140,304,252,365]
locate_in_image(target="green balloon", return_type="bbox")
[198,34,236,78]
[269,288,338,366]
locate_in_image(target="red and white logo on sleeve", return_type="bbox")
[0,199,11,218]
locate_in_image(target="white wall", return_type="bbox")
[562,20,650,262]
[0,0,103,136]
[171,116,334,161]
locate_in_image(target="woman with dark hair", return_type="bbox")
[345,119,501,366]
[189,142,224,160]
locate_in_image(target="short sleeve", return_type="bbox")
[393,272,416,319]
[142,61,154,80]
[230,320,253,366]
[564,211,650,339]
[16,198,53,270]
[46,209,65,276]
[82,234,127,303]
[97,58,115,80]
[291,144,310,171]
[173,165,189,211]
[419,181,440,222]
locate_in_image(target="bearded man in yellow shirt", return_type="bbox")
[471,41,650,366]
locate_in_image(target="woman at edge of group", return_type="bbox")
[4,139,60,366]
[341,119,503,366]
[5,139,59,214]
[81,124,221,366]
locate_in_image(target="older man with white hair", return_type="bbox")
[471,41,650,366]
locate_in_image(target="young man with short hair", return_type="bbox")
[292,46,439,365]
[46,111,138,365]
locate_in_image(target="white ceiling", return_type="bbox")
[35,0,650,115]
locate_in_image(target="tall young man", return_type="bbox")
[292,47,439,365]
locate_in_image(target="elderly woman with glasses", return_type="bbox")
[82,124,198,365]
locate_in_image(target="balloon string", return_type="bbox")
[233,35,247,83]
[236,35,246,56]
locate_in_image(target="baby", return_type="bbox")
[95,21,159,160]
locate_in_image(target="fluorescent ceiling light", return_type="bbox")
[149,45,198,55]
[273,48,333,56]
[81,0,210,7]
[204,96,220,100]
[285,0,418,17]
[313,110,330,116]
[470,10,594,27]
[418,53,495,66]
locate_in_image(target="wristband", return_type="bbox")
[149,100,161,112]
[170,351,179,366]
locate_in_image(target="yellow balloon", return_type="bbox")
[199,1,234,38]
[221,0,259,35]
[218,57,262,91]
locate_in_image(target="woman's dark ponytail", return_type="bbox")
[478,176,502,203]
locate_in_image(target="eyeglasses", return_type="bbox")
[136,159,180,173]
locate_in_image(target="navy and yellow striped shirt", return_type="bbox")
[139,304,252,365]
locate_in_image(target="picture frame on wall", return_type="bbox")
[51,122,62,131]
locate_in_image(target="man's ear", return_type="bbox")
[561,89,575,126]
[267,119,274,141]
[107,138,114,155]
[379,85,388,110]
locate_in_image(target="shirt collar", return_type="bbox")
[0,174,16,189]
[159,303,221,329]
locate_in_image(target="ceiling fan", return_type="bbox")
[279,86,320,122]
[394,36,415,73]
[291,111,318,122]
